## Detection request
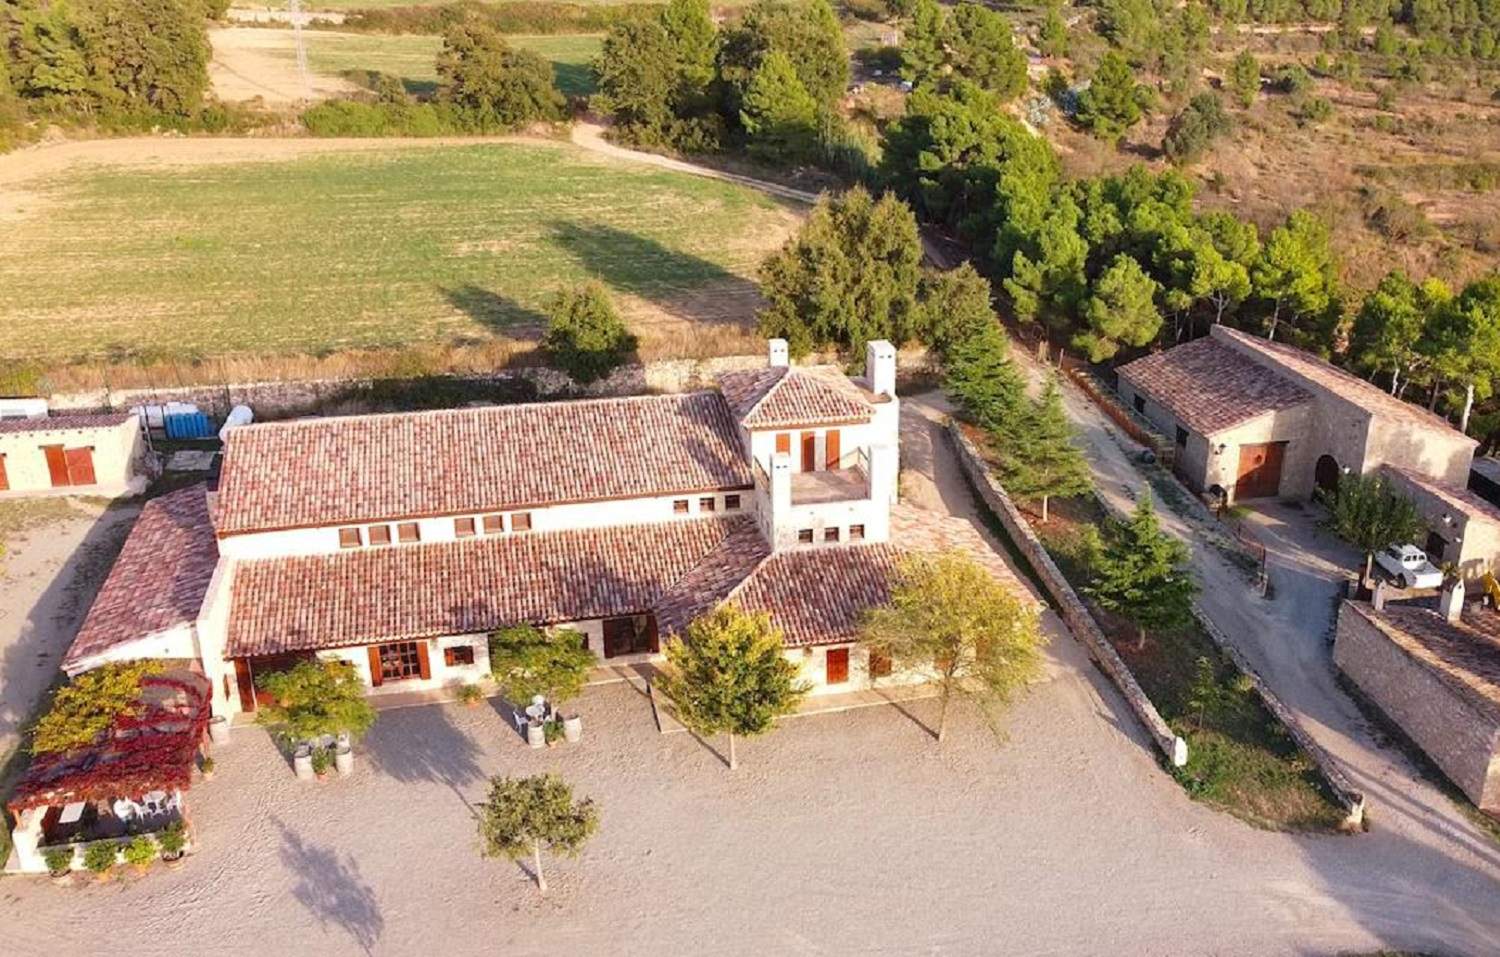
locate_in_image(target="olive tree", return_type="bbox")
[478,774,598,895]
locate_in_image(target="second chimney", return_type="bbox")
[768,338,789,368]
[866,339,896,398]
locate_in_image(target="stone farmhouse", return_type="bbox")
[0,412,148,497]
[1117,325,1500,577]
[56,340,1025,724]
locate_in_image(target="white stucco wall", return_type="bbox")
[0,418,145,497]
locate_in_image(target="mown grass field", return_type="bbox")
[0,142,797,371]
[270,31,603,97]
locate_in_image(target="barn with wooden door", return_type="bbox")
[1117,325,1479,507]
[0,412,148,498]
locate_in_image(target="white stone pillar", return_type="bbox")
[768,338,789,368]
[770,451,793,548]
[865,442,898,543]
[1440,577,1465,622]
[865,339,896,398]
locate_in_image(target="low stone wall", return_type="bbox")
[1196,604,1368,829]
[46,351,942,423]
[947,423,1189,768]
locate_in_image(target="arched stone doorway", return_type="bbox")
[1314,454,1341,495]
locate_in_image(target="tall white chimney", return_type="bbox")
[866,339,896,398]
[768,339,789,368]
[1439,577,1465,623]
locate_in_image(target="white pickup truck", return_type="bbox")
[1374,544,1443,589]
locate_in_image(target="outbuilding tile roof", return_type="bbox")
[0,412,133,436]
[1117,336,1312,436]
[214,392,752,536]
[226,516,758,656]
[1386,465,1500,527]
[718,366,873,429]
[1356,601,1500,723]
[63,486,219,670]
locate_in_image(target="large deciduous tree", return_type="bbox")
[255,660,378,746]
[655,605,808,770]
[487,624,596,709]
[436,17,563,129]
[478,774,598,896]
[1326,471,1425,584]
[860,551,1046,743]
[756,186,924,358]
[1086,495,1197,651]
[540,282,637,385]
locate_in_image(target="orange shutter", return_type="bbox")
[825,430,841,470]
[800,432,816,472]
[0,454,7,491]
[775,433,790,456]
[367,646,384,687]
[65,447,96,486]
[416,641,431,680]
[43,445,69,487]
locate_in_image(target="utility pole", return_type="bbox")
[290,0,310,100]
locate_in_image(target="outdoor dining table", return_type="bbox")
[58,801,87,825]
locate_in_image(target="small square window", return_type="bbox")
[454,517,476,538]
[849,524,865,541]
[482,514,505,535]
[1175,426,1188,448]
[397,522,421,543]
[824,527,840,543]
[443,645,475,667]
[725,494,741,511]
[511,512,532,532]
[673,499,690,514]
[798,529,814,544]
[368,525,392,547]
[699,496,716,512]
[1133,394,1146,414]
[338,527,362,549]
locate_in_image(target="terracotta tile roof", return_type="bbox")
[214,392,752,536]
[1217,326,1468,436]
[63,486,219,670]
[1357,601,1500,723]
[1385,466,1500,527]
[1117,336,1312,436]
[653,521,773,638]
[717,366,873,429]
[0,412,133,436]
[225,516,758,656]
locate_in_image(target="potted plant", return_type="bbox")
[158,822,187,866]
[525,719,546,749]
[43,846,74,884]
[542,718,565,747]
[122,835,156,874]
[310,745,333,779]
[83,841,118,883]
[200,754,216,781]
[456,683,484,707]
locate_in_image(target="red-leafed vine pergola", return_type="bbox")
[7,671,212,815]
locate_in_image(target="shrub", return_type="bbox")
[1274,64,1313,96]
[82,841,118,876]
[457,682,485,705]
[301,99,453,138]
[122,835,157,869]
[1162,92,1231,165]
[1297,96,1334,125]
[342,2,657,37]
[42,846,74,876]
[310,745,334,776]
[158,821,187,859]
[436,16,565,129]
[540,283,637,384]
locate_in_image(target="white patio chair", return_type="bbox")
[112,798,137,821]
[142,790,167,815]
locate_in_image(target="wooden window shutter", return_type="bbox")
[65,447,96,486]
[0,454,7,491]
[367,646,384,687]
[825,429,841,470]
[43,445,69,487]
[775,433,790,456]
[416,641,432,680]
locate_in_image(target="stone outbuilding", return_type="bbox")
[1116,325,1477,506]
[1334,594,1500,819]
[0,413,149,498]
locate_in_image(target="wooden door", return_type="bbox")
[800,432,817,473]
[825,647,849,685]
[1234,441,1287,500]
[824,429,841,470]
[0,454,7,491]
[603,617,635,658]
[775,433,791,457]
[234,659,257,712]
[64,447,96,486]
[42,445,69,487]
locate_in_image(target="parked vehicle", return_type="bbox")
[1375,544,1443,589]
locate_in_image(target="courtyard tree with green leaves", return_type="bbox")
[488,623,596,708]
[1326,471,1425,585]
[1086,496,1197,651]
[861,551,1046,744]
[255,659,378,747]
[478,773,598,896]
[541,282,637,385]
[655,605,808,770]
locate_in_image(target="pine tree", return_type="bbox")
[655,605,808,770]
[942,318,1027,434]
[1086,495,1197,651]
[739,50,819,163]
[1229,51,1260,108]
[1075,51,1150,142]
[1076,253,1162,362]
[996,377,1092,523]
[902,0,948,86]
[1038,1,1069,58]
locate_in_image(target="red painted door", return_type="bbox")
[64,447,96,486]
[1235,441,1287,500]
[825,647,849,685]
[42,445,69,487]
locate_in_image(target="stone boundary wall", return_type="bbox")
[1059,362,1176,467]
[47,351,939,423]
[1195,604,1368,829]
[947,423,1189,768]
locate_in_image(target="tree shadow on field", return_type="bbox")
[441,284,548,334]
[273,817,384,955]
[544,221,762,325]
[364,700,485,814]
